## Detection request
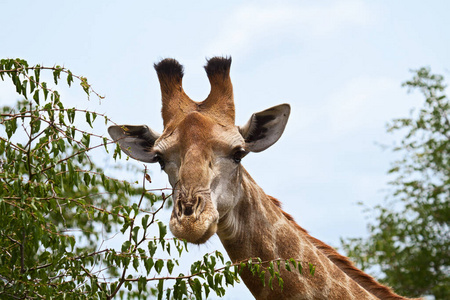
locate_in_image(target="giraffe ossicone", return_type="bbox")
[109,57,414,299]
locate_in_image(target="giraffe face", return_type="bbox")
[108,57,290,244]
[152,112,247,244]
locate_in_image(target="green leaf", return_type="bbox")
[144,257,154,275]
[31,118,41,135]
[121,240,132,253]
[141,214,150,228]
[224,269,234,286]
[67,70,73,87]
[190,278,202,298]
[269,261,274,277]
[34,65,40,83]
[31,90,39,106]
[203,283,210,299]
[191,261,201,274]
[157,279,164,300]
[259,270,266,286]
[81,133,90,148]
[102,137,109,153]
[83,172,91,186]
[5,118,18,138]
[309,263,315,276]
[42,82,48,100]
[21,80,28,98]
[166,242,171,256]
[298,261,303,274]
[80,76,90,96]
[289,258,297,270]
[29,76,35,93]
[85,111,92,128]
[53,66,61,84]
[132,226,140,244]
[216,251,224,264]
[113,143,122,160]
[285,260,291,272]
[158,222,167,240]
[133,257,139,271]
[67,108,75,123]
[167,259,175,274]
[277,273,284,291]
[148,241,157,257]
[138,276,147,294]
[155,259,164,274]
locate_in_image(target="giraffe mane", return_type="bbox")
[268,196,407,300]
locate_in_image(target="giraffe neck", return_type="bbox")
[216,168,405,300]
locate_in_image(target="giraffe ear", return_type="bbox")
[108,125,161,163]
[239,104,290,153]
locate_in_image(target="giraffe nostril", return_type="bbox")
[177,201,183,217]
[179,194,205,217]
[184,206,193,216]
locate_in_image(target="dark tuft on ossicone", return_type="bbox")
[154,58,184,80]
[204,56,232,78]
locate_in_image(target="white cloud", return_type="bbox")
[206,0,374,57]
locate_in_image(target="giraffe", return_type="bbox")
[109,57,412,299]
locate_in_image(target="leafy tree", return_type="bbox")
[342,67,450,299]
[0,58,295,299]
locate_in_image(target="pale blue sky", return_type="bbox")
[1,1,449,298]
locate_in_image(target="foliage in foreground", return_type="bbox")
[342,67,450,299]
[0,58,302,299]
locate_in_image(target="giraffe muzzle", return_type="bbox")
[170,190,219,244]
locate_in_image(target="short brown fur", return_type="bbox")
[269,196,407,300]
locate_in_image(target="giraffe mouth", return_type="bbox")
[169,191,219,244]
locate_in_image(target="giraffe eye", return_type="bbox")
[154,153,165,170]
[232,148,248,164]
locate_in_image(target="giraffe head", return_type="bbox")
[109,57,290,244]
